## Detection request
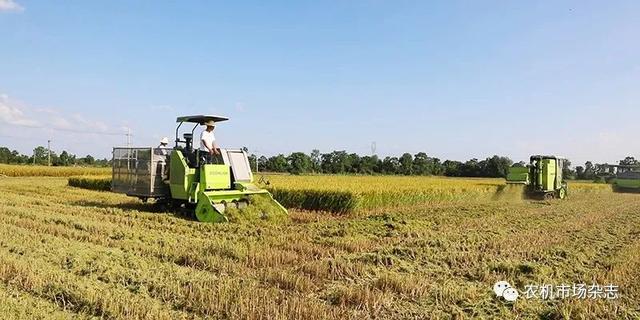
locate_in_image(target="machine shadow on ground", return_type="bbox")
[70,200,198,221]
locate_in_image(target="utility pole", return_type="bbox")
[125,128,132,147]
[47,139,51,166]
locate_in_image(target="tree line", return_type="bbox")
[248,150,515,177]
[0,146,110,167]
[248,151,638,179]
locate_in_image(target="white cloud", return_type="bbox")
[0,94,40,127]
[0,93,121,135]
[0,0,23,12]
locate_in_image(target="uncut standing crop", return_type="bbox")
[0,164,109,177]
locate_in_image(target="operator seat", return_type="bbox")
[181,133,197,167]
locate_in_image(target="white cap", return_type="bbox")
[160,137,169,144]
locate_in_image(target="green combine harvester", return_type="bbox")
[506,155,568,200]
[111,115,287,222]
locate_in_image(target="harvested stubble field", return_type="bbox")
[0,174,639,319]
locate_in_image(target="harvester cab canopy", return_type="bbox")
[176,115,229,124]
[174,115,229,149]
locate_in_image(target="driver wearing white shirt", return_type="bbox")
[200,120,220,163]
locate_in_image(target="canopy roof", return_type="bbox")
[176,115,229,124]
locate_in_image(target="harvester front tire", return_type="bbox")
[558,187,567,200]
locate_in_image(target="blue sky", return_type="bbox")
[0,0,638,165]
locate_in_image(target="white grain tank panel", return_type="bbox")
[221,149,253,183]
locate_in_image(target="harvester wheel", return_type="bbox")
[543,193,554,200]
[558,187,567,200]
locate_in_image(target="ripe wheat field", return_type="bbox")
[0,171,639,319]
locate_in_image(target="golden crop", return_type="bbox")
[262,175,610,213]
[0,164,110,177]
[68,176,112,192]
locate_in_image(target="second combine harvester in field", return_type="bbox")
[506,155,569,200]
[111,115,287,222]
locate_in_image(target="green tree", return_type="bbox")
[380,157,401,174]
[83,155,95,165]
[619,156,639,166]
[247,154,257,172]
[0,147,22,164]
[287,152,312,175]
[412,152,430,175]
[461,158,481,177]
[482,155,513,178]
[266,154,288,172]
[430,157,444,175]
[258,156,268,172]
[562,159,574,179]
[442,160,462,177]
[359,155,379,174]
[575,166,585,179]
[399,153,413,175]
[321,151,350,173]
[310,149,321,173]
[31,146,48,165]
[57,151,73,166]
[346,153,360,173]
[584,161,595,180]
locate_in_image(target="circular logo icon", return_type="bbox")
[503,287,519,302]
[493,281,519,302]
[493,281,511,297]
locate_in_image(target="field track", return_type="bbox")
[0,177,639,319]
